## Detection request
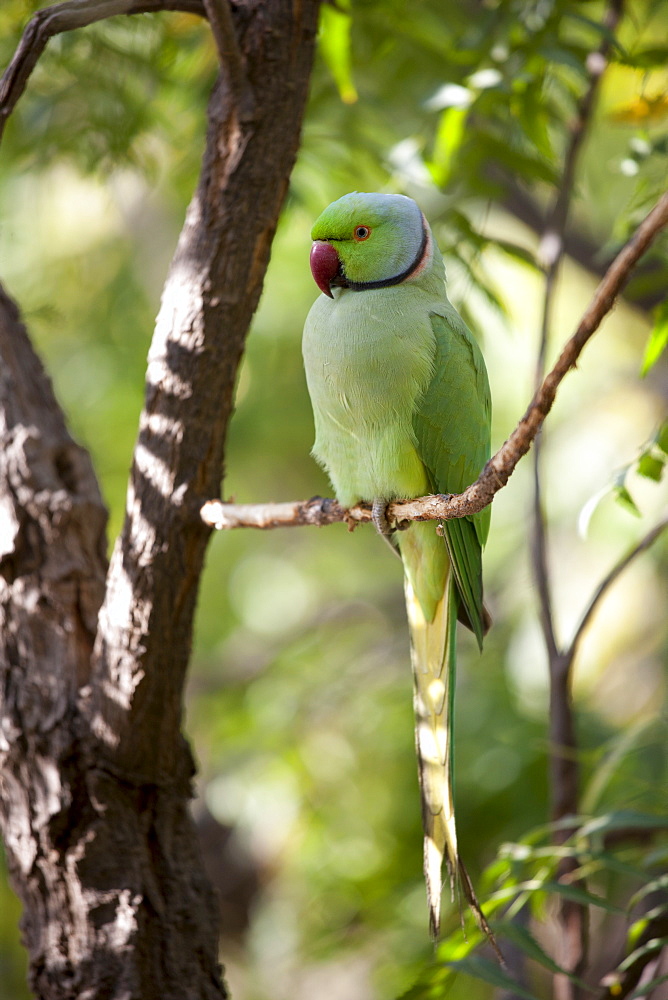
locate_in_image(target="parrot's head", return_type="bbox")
[309,192,431,298]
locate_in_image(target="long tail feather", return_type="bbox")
[404,571,457,937]
[403,537,502,956]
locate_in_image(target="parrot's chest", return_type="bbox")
[302,291,435,505]
[312,322,411,417]
[304,294,433,421]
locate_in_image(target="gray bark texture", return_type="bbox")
[0,2,321,997]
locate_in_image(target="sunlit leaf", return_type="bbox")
[429,106,468,186]
[637,454,664,482]
[629,903,668,947]
[319,2,358,105]
[613,483,641,518]
[640,301,668,376]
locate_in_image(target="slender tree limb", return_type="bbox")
[532,455,560,665]
[566,515,668,666]
[532,0,624,703]
[202,0,254,120]
[202,189,668,532]
[0,0,206,145]
[533,7,623,992]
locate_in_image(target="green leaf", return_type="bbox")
[580,718,652,814]
[629,903,668,947]
[630,974,668,998]
[494,239,541,271]
[637,454,665,482]
[476,129,559,184]
[613,483,641,518]
[618,937,668,973]
[640,301,668,376]
[538,44,590,79]
[539,880,625,914]
[629,874,668,910]
[578,811,668,840]
[587,851,649,880]
[564,12,627,56]
[429,105,468,186]
[487,877,625,914]
[448,956,541,1000]
[319,3,358,105]
[655,420,668,456]
[618,47,668,70]
[495,920,591,988]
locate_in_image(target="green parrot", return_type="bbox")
[302,191,492,935]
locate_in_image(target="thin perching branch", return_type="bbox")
[201,189,668,532]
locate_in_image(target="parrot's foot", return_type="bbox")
[372,498,401,558]
[371,497,392,537]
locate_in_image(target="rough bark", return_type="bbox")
[0,1,321,997]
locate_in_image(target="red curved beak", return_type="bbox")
[310,240,341,298]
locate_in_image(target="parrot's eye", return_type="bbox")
[353,226,371,241]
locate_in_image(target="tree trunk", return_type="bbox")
[0,2,321,997]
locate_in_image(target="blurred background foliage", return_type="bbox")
[0,0,667,997]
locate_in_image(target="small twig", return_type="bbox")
[0,0,206,147]
[202,0,254,120]
[532,453,560,662]
[202,190,668,532]
[566,515,668,666]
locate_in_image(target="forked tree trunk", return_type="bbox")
[0,2,321,996]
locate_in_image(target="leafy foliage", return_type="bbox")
[0,0,667,998]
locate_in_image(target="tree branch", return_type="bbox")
[566,515,668,667]
[201,189,668,532]
[532,0,624,697]
[533,7,623,991]
[0,0,321,993]
[0,0,206,146]
[202,0,254,120]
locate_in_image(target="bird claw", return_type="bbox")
[371,498,392,537]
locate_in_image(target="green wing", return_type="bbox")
[412,308,491,648]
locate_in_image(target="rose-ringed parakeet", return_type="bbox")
[302,192,492,935]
